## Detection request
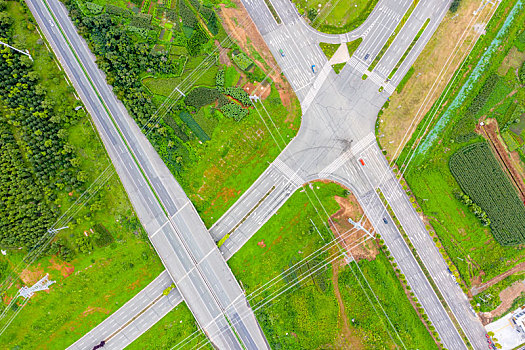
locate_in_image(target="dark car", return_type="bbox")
[364,54,370,60]
[383,218,388,224]
[93,341,105,350]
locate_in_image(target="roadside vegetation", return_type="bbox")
[126,303,210,350]
[0,0,165,347]
[227,182,436,349]
[293,0,379,34]
[391,0,525,291]
[63,0,301,227]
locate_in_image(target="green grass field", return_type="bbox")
[179,85,301,227]
[127,303,211,350]
[319,42,340,60]
[227,182,436,349]
[293,0,379,34]
[398,0,525,285]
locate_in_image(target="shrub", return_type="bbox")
[449,0,462,12]
[106,4,131,17]
[466,74,500,117]
[93,223,114,247]
[215,69,224,87]
[232,52,253,71]
[221,102,248,121]
[130,13,153,29]
[163,115,190,141]
[519,61,525,84]
[223,87,251,106]
[165,8,179,22]
[86,2,103,15]
[187,26,208,56]
[179,0,198,28]
[185,87,220,108]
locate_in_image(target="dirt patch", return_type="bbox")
[20,264,45,285]
[81,306,110,318]
[218,0,298,112]
[243,81,271,100]
[48,257,74,279]
[328,192,378,262]
[480,281,525,324]
[478,118,525,201]
[379,0,498,159]
[330,250,364,349]
[472,262,525,296]
[216,39,232,66]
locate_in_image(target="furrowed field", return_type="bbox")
[449,142,525,245]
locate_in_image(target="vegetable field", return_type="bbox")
[449,142,525,245]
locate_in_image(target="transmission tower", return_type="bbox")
[19,274,56,299]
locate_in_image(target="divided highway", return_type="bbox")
[25,0,269,348]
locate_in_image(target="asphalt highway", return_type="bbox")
[61,0,491,348]
[24,0,268,348]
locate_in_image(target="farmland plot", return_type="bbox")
[449,142,525,245]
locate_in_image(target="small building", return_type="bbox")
[486,305,525,349]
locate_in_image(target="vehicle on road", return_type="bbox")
[383,218,388,224]
[279,49,284,57]
[311,65,317,73]
[92,341,105,349]
[364,54,370,60]
[359,159,365,166]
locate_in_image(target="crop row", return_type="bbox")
[449,142,525,245]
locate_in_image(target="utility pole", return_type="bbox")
[0,40,33,61]
[19,274,56,299]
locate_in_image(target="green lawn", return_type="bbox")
[228,182,436,349]
[1,232,164,349]
[127,303,211,350]
[398,0,525,285]
[293,0,379,34]
[319,42,340,60]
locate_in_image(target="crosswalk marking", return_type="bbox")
[273,158,304,186]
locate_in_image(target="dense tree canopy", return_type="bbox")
[0,11,84,247]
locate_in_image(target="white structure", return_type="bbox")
[19,274,55,299]
[0,41,32,60]
[486,304,525,350]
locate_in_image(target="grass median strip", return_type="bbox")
[264,0,282,24]
[388,18,430,79]
[368,0,420,72]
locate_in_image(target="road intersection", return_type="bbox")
[26,0,494,348]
